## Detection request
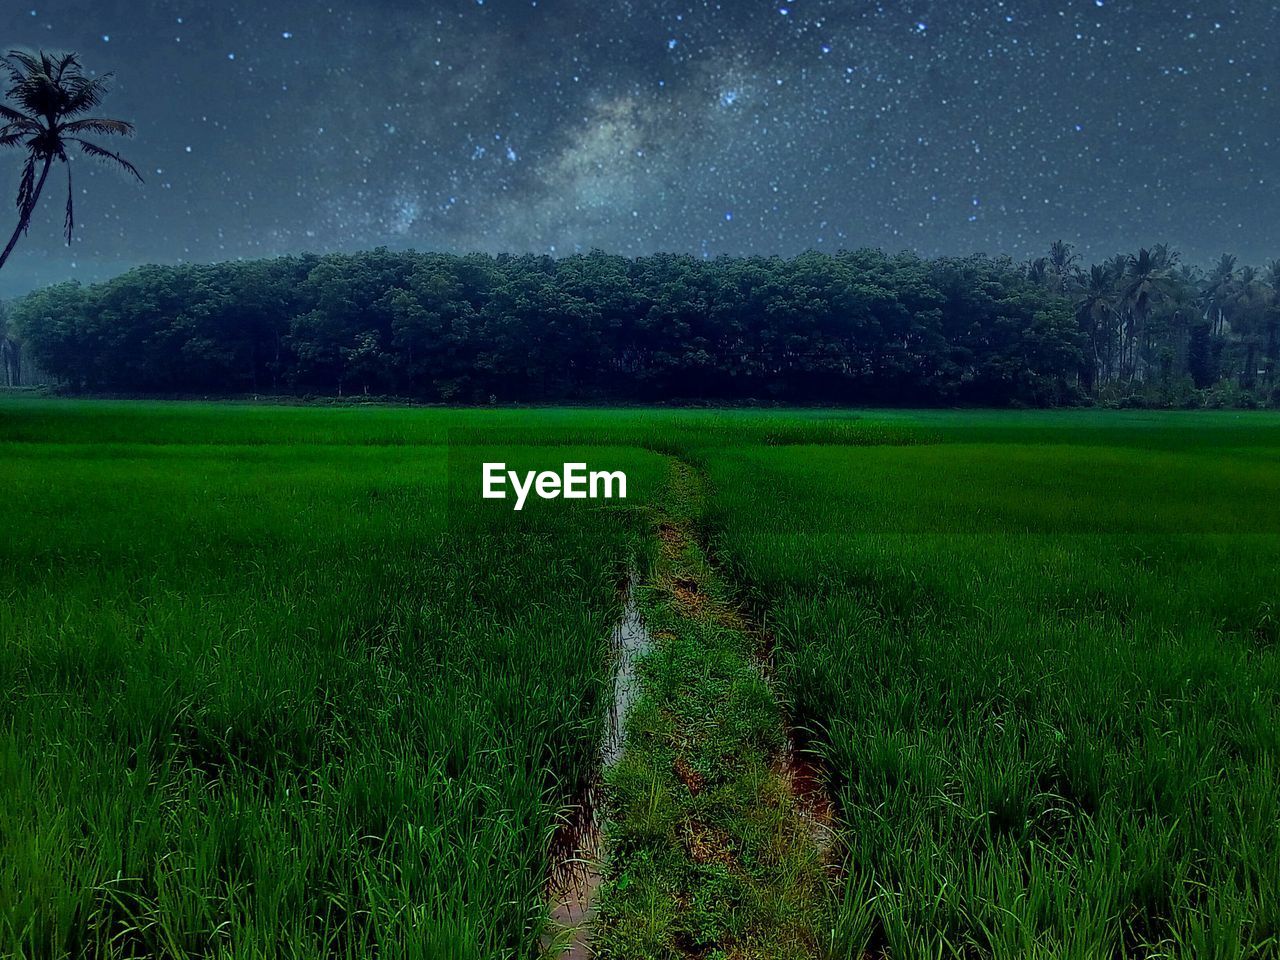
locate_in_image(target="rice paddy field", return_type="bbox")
[703,420,1280,958]
[2,399,1278,959]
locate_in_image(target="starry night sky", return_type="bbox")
[1,0,1276,298]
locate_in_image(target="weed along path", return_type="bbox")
[570,459,835,959]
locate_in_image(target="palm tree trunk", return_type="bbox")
[0,156,54,272]
[1242,343,1258,390]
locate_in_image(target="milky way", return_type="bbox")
[1,0,1276,297]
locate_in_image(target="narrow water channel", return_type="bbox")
[544,572,651,957]
[602,575,649,768]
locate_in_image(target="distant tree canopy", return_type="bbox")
[7,244,1277,406]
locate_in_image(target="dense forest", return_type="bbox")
[3,244,1277,406]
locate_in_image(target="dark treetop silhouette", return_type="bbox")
[0,50,141,273]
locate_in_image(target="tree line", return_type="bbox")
[4,244,1277,407]
[1030,241,1278,407]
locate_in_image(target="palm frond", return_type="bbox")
[3,50,42,80]
[2,50,112,121]
[0,104,36,125]
[60,117,134,137]
[13,71,71,118]
[7,119,40,141]
[51,52,80,84]
[16,154,36,214]
[61,75,112,116]
[70,138,143,182]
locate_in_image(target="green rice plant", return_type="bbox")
[4,398,1280,958]
[0,410,666,959]
[703,415,1280,958]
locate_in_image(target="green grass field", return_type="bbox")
[2,399,1278,959]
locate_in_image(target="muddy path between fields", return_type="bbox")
[543,457,839,957]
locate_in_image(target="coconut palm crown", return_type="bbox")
[0,49,142,271]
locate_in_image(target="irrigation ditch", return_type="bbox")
[542,574,650,959]
[543,457,838,958]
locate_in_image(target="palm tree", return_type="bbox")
[1075,263,1116,389]
[0,49,141,272]
[1202,254,1237,337]
[1232,265,1269,388]
[1027,242,1083,298]
[1121,248,1177,385]
[1263,261,1280,392]
[1046,239,1081,295]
